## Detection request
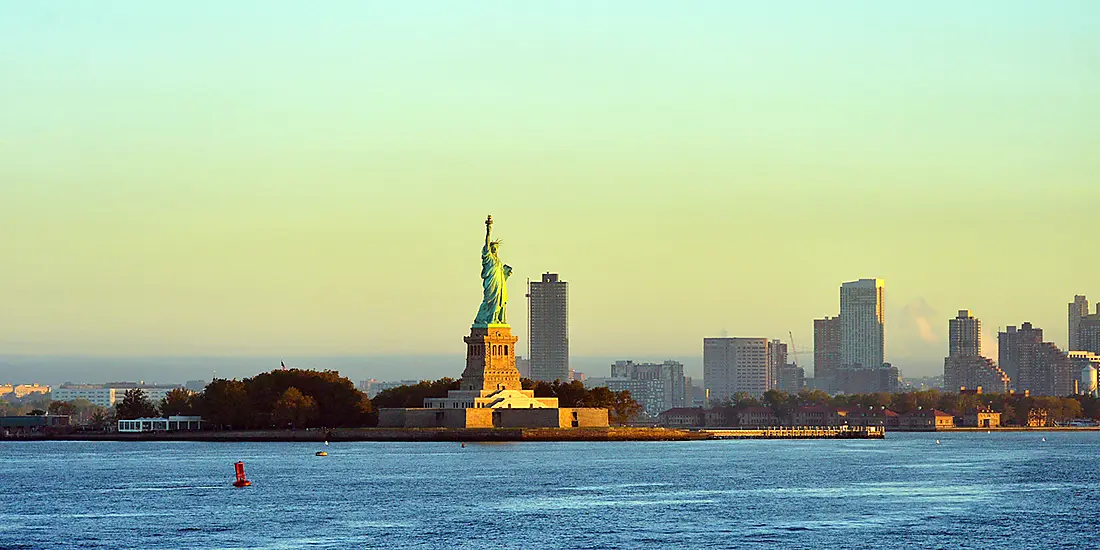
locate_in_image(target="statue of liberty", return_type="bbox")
[474,215,512,326]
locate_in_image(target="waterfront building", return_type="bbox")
[898,409,955,430]
[116,415,203,433]
[607,360,686,418]
[961,409,1001,428]
[0,414,69,434]
[528,273,569,382]
[703,337,771,402]
[1026,408,1050,427]
[1069,351,1100,396]
[843,407,900,428]
[1070,295,1089,351]
[734,406,778,427]
[840,279,885,370]
[53,383,182,408]
[789,405,848,427]
[943,310,1010,393]
[998,323,1073,396]
[656,407,705,428]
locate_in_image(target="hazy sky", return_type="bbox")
[2,2,1097,378]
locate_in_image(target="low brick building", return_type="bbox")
[789,405,845,426]
[899,409,955,430]
[735,406,778,427]
[657,408,705,428]
[844,407,900,428]
[1026,408,1049,427]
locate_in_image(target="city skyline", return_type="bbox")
[2,3,1097,373]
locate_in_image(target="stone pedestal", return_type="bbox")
[460,325,521,391]
[378,324,609,429]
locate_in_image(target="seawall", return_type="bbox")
[16,427,708,443]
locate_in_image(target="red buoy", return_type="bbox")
[233,461,251,487]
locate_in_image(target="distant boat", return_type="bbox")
[315,451,328,456]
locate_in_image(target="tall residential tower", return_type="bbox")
[703,337,771,402]
[528,273,569,382]
[813,316,842,382]
[999,322,1073,396]
[1070,295,1089,351]
[942,310,1009,393]
[840,279,886,370]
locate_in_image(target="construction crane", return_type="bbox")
[788,331,798,368]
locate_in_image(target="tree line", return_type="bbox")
[721,389,1099,425]
[108,368,372,430]
[46,371,643,430]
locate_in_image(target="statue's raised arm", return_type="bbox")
[473,215,511,327]
[484,215,493,251]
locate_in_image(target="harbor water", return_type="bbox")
[1,432,1098,549]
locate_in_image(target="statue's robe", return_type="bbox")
[474,244,512,325]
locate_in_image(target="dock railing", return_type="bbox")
[697,425,885,439]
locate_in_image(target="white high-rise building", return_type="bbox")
[53,383,183,408]
[840,279,885,369]
[703,337,771,402]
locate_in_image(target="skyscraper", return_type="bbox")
[1070,295,1089,351]
[840,279,885,370]
[813,316,842,382]
[703,337,771,402]
[943,310,1009,393]
[999,322,1073,396]
[528,273,569,382]
[1080,308,1100,356]
[768,339,787,389]
[949,309,981,358]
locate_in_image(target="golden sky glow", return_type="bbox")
[1,3,1097,376]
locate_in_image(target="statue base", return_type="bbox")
[460,325,522,392]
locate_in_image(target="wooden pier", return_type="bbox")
[699,426,885,440]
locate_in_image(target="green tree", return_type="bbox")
[730,392,761,408]
[89,408,110,430]
[610,390,644,425]
[197,379,249,429]
[372,378,460,409]
[160,388,196,416]
[272,387,319,428]
[115,389,159,420]
[796,389,832,406]
[48,400,76,417]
